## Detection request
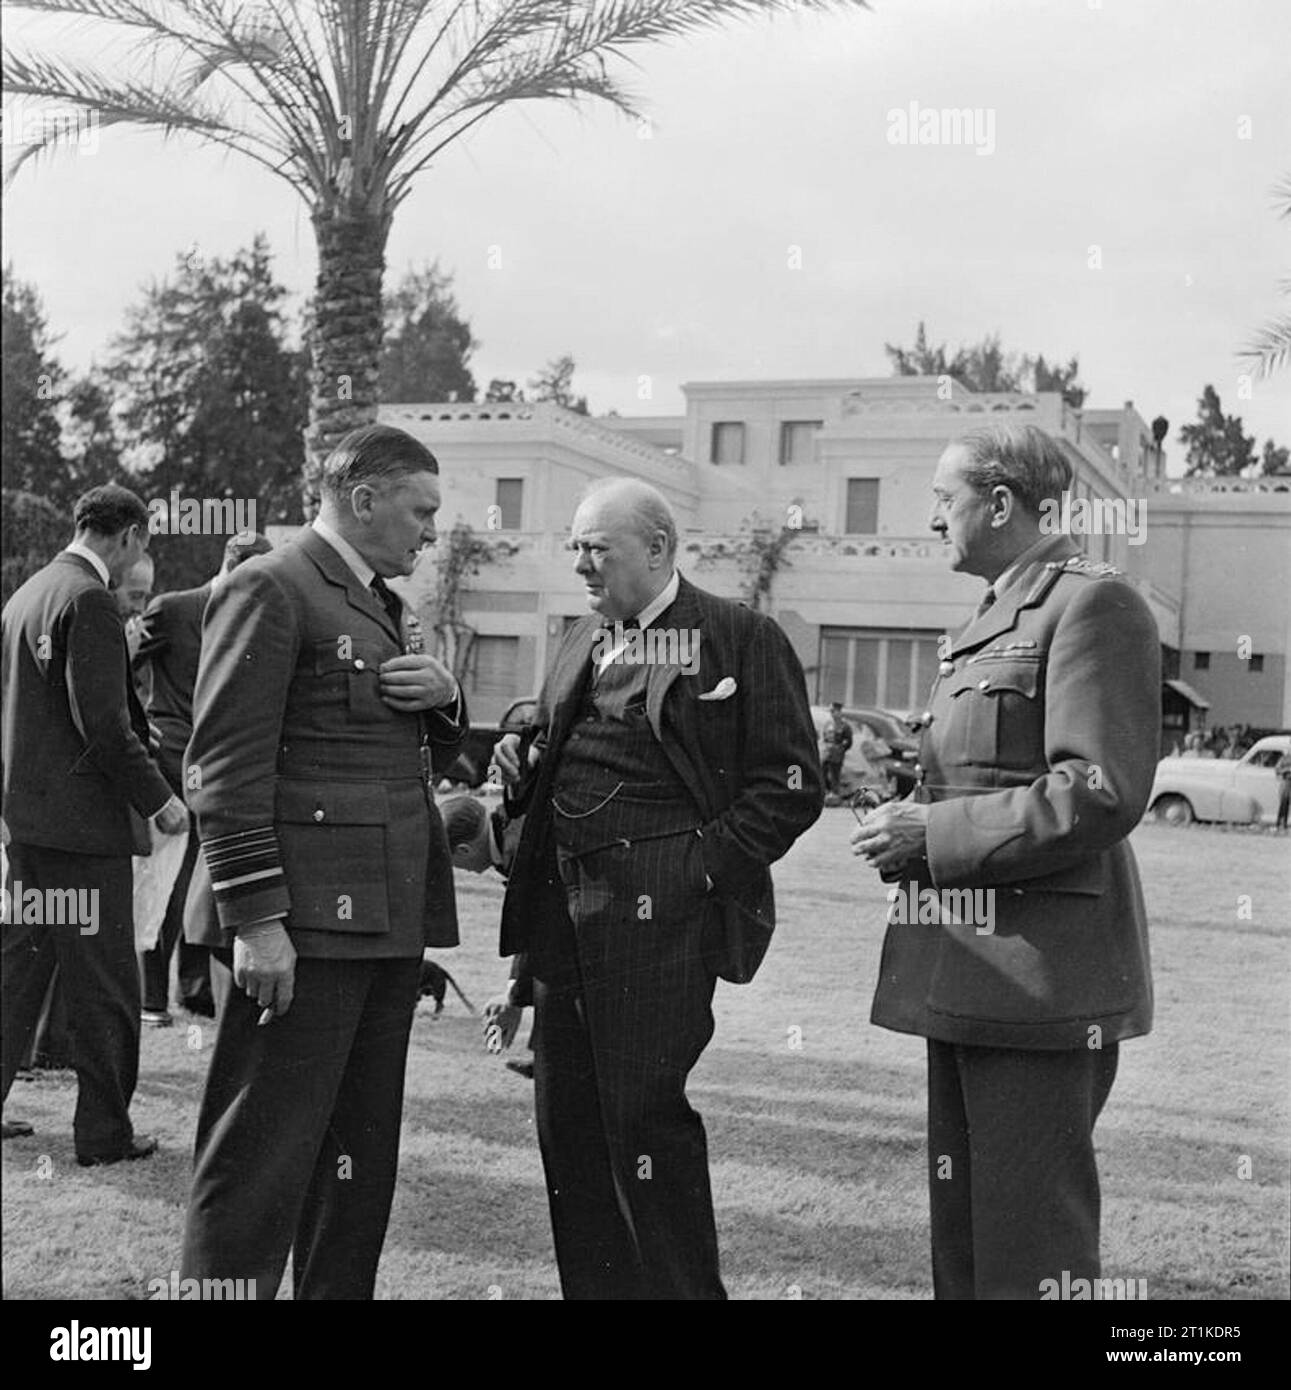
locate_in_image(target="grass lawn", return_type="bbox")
[3,815,1288,1300]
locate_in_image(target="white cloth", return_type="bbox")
[132,824,190,952]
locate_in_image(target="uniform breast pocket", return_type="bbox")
[312,636,391,723]
[944,656,1045,770]
[275,780,392,934]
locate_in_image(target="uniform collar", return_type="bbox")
[311,516,375,589]
[64,541,110,588]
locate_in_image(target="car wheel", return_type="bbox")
[1152,794,1195,827]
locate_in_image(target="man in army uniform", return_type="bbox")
[852,422,1160,1300]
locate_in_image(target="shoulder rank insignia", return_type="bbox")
[1045,557,1123,579]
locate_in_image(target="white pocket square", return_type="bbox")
[698,676,738,701]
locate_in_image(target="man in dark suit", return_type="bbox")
[1,484,188,1156]
[178,425,466,1300]
[133,532,273,1025]
[852,422,1160,1300]
[493,477,822,1299]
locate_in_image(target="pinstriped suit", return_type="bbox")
[501,574,822,1298]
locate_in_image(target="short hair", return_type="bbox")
[582,478,678,559]
[73,483,150,537]
[440,794,487,850]
[956,423,1073,515]
[223,531,274,571]
[320,425,438,502]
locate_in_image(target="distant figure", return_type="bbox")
[821,701,854,794]
[133,533,273,1027]
[1181,731,1209,758]
[1275,750,1291,833]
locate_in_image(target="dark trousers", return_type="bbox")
[1277,781,1290,830]
[823,755,845,794]
[1,843,140,1156]
[138,823,212,1013]
[926,1039,1120,1300]
[180,953,420,1300]
[532,835,725,1301]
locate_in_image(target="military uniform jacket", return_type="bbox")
[870,534,1160,1049]
[183,529,466,958]
[500,575,823,984]
[1,551,172,857]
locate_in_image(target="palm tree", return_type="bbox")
[3,0,869,508]
[1241,174,1291,379]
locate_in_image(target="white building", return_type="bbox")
[380,377,1291,741]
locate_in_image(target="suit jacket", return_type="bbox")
[183,529,467,958]
[134,582,211,789]
[501,574,823,984]
[1,552,172,857]
[870,534,1160,1049]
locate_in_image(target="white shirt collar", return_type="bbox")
[311,516,375,589]
[634,569,680,629]
[64,541,110,588]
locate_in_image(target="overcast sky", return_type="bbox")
[3,0,1288,464]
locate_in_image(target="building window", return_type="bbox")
[468,635,519,702]
[779,420,821,466]
[1248,654,1264,673]
[1193,651,1210,671]
[844,479,880,535]
[710,422,745,465]
[494,478,523,530]
[818,628,942,712]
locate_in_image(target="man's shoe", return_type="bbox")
[76,1135,159,1167]
[504,1059,535,1080]
[2,1119,35,1139]
[180,995,215,1019]
[140,1010,173,1028]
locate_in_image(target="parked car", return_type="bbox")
[441,696,537,789]
[1148,734,1290,826]
[811,704,920,797]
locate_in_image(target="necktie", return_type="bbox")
[973,586,997,621]
[593,614,640,680]
[370,575,402,630]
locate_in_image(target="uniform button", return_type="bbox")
[938,660,954,676]
[978,679,990,690]
[313,809,325,822]
[354,658,366,670]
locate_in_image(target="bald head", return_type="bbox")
[569,477,677,620]
[116,554,154,620]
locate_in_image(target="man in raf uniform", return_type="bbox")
[179,425,466,1299]
[852,422,1159,1300]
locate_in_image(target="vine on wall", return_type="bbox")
[686,504,812,612]
[429,520,519,680]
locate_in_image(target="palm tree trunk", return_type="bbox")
[304,205,391,511]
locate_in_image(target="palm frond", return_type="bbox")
[1239,315,1291,378]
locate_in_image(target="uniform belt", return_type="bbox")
[277,743,424,781]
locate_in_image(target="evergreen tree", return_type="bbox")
[1178,385,1257,477]
[1,265,66,496]
[380,263,478,404]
